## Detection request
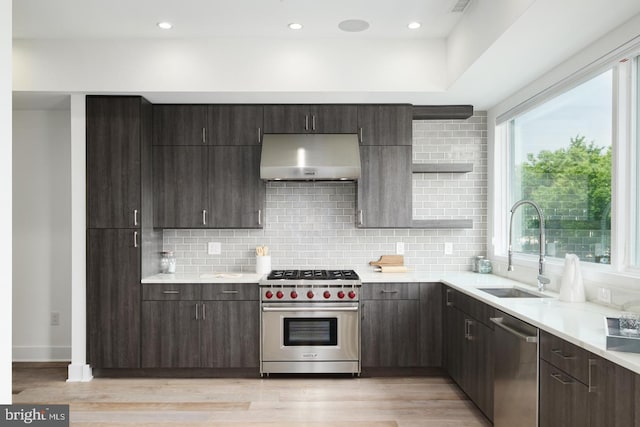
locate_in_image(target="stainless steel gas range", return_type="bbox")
[259,269,362,376]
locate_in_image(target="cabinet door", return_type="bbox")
[588,356,638,427]
[539,359,589,427]
[309,105,357,133]
[209,146,265,228]
[87,229,140,368]
[357,146,412,227]
[201,301,260,368]
[263,105,309,133]
[141,301,201,368]
[357,105,412,146]
[466,318,494,421]
[153,105,207,145]
[361,300,419,367]
[208,105,263,146]
[419,283,442,367]
[153,146,208,228]
[443,302,465,388]
[87,96,141,228]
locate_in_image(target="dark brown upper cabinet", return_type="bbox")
[263,104,357,134]
[87,96,146,229]
[208,105,263,145]
[153,105,207,145]
[357,105,412,145]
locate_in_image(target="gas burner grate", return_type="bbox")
[265,269,359,281]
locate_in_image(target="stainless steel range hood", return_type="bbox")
[260,134,361,181]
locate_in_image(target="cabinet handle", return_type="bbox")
[258,127,261,143]
[446,289,454,307]
[133,231,138,248]
[258,209,262,226]
[222,290,239,294]
[551,348,576,360]
[202,209,207,225]
[359,127,363,144]
[202,303,206,320]
[588,359,596,392]
[305,115,309,131]
[464,319,473,340]
[162,290,180,294]
[195,303,199,320]
[358,210,364,226]
[551,372,574,385]
[380,290,399,294]
[202,127,206,144]
[312,115,316,131]
[133,209,139,226]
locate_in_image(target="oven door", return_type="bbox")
[261,303,359,362]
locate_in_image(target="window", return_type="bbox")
[507,70,613,265]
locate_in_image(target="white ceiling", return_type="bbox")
[11,0,640,110]
[13,0,465,39]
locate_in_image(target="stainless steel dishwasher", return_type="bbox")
[490,311,539,427]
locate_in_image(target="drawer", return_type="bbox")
[540,330,593,385]
[142,284,201,300]
[362,283,419,300]
[445,287,495,328]
[201,283,259,301]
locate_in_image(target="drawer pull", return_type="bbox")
[551,348,576,360]
[162,290,180,294]
[222,290,240,294]
[380,290,399,294]
[446,289,454,307]
[588,358,596,392]
[551,372,574,385]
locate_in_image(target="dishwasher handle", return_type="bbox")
[490,317,538,343]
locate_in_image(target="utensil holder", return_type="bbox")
[256,255,271,275]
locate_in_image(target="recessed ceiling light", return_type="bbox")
[157,22,173,30]
[288,23,303,30]
[408,22,421,30]
[338,19,370,33]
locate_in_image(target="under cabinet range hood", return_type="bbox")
[260,134,361,181]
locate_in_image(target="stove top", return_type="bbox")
[266,269,359,281]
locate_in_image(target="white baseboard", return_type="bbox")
[12,346,71,362]
[67,363,93,382]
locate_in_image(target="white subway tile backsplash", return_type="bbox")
[162,112,488,273]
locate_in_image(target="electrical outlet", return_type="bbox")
[597,287,612,304]
[396,242,405,255]
[208,242,221,255]
[444,242,453,255]
[50,312,60,326]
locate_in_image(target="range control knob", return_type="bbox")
[348,290,357,299]
[337,291,345,299]
[276,291,284,299]
[265,291,273,299]
[307,291,315,299]
[323,291,331,299]
[290,291,298,299]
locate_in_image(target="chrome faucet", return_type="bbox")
[508,200,550,292]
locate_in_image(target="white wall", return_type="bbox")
[12,109,72,361]
[1,0,13,404]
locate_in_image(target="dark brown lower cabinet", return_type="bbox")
[539,359,589,427]
[441,286,493,421]
[87,228,141,369]
[141,284,259,369]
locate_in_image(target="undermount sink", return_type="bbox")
[478,287,548,298]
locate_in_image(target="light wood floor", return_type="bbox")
[13,364,490,426]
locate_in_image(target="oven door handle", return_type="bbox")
[262,306,359,312]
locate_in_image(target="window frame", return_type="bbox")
[490,48,640,289]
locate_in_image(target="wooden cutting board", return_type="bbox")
[369,255,404,267]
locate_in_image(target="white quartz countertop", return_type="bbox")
[361,270,640,375]
[141,273,264,284]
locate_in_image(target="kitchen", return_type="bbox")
[5,0,640,425]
